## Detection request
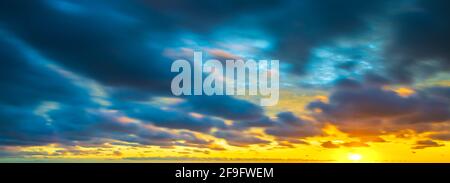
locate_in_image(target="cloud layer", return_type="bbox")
[1,0,450,159]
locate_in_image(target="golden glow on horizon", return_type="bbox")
[4,135,449,162]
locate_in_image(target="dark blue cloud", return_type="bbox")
[387,0,450,83]
[0,30,94,146]
[0,0,174,93]
[143,0,281,31]
[230,116,275,129]
[117,101,227,132]
[264,112,322,138]
[1,0,448,86]
[0,31,91,107]
[176,95,265,121]
[0,0,267,148]
[0,34,212,146]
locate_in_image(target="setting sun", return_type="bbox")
[348,153,362,161]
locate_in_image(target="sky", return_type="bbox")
[0,0,449,162]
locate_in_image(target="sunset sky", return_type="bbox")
[1,0,450,162]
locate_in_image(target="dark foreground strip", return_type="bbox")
[0,163,448,182]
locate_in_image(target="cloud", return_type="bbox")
[255,0,390,74]
[385,0,450,83]
[264,112,322,138]
[1,0,447,88]
[213,130,270,147]
[429,133,450,141]
[218,111,322,146]
[321,141,339,149]
[0,147,50,158]
[412,140,445,149]
[341,141,370,148]
[230,116,275,129]
[177,95,266,121]
[0,0,176,94]
[308,84,450,136]
[0,31,96,146]
[0,103,214,148]
[117,101,227,132]
[0,0,270,149]
[320,141,369,149]
[0,31,92,107]
[225,111,322,146]
[0,73,214,148]
[143,0,281,31]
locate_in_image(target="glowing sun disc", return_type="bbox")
[348,153,362,161]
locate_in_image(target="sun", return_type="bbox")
[348,153,362,161]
